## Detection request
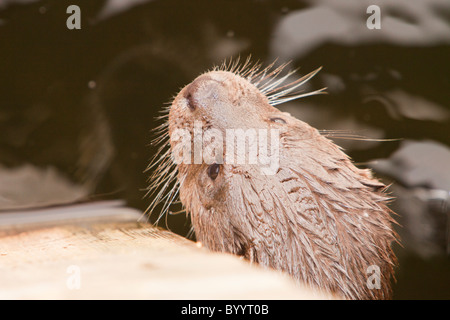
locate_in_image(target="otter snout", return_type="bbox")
[182,74,226,112]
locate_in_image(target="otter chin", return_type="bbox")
[148,59,399,300]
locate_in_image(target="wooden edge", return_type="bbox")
[0,219,338,300]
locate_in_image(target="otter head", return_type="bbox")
[168,70,292,219]
[150,61,398,300]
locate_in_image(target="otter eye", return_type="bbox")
[269,117,286,124]
[207,163,220,180]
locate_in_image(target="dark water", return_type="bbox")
[0,0,449,299]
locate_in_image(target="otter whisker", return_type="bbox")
[156,181,179,225]
[249,59,279,82]
[154,113,169,121]
[265,67,322,98]
[263,69,301,96]
[147,159,176,190]
[259,70,297,95]
[253,62,291,90]
[270,88,328,106]
[235,55,253,76]
[186,225,195,240]
[155,173,186,226]
[146,153,170,177]
[145,159,175,197]
[145,166,179,221]
[239,61,262,79]
[320,130,402,142]
[228,55,242,74]
[149,131,169,147]
[145,146,171,173]
[169,208,186,215]
[162,184,181,220]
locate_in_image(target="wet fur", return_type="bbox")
[147,58,398,299]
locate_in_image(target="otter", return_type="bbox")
[147,59,398,300]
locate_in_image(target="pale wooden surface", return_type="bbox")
[0,202,335,300]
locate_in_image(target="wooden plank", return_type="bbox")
[0,204,336,299]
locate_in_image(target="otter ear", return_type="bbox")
[207,163,221,180]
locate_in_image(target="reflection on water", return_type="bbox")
[0,0,449,299]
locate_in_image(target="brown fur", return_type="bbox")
[152,61,398,299]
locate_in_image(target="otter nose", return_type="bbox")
[183,74,223,111]
[184,91,197,111]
